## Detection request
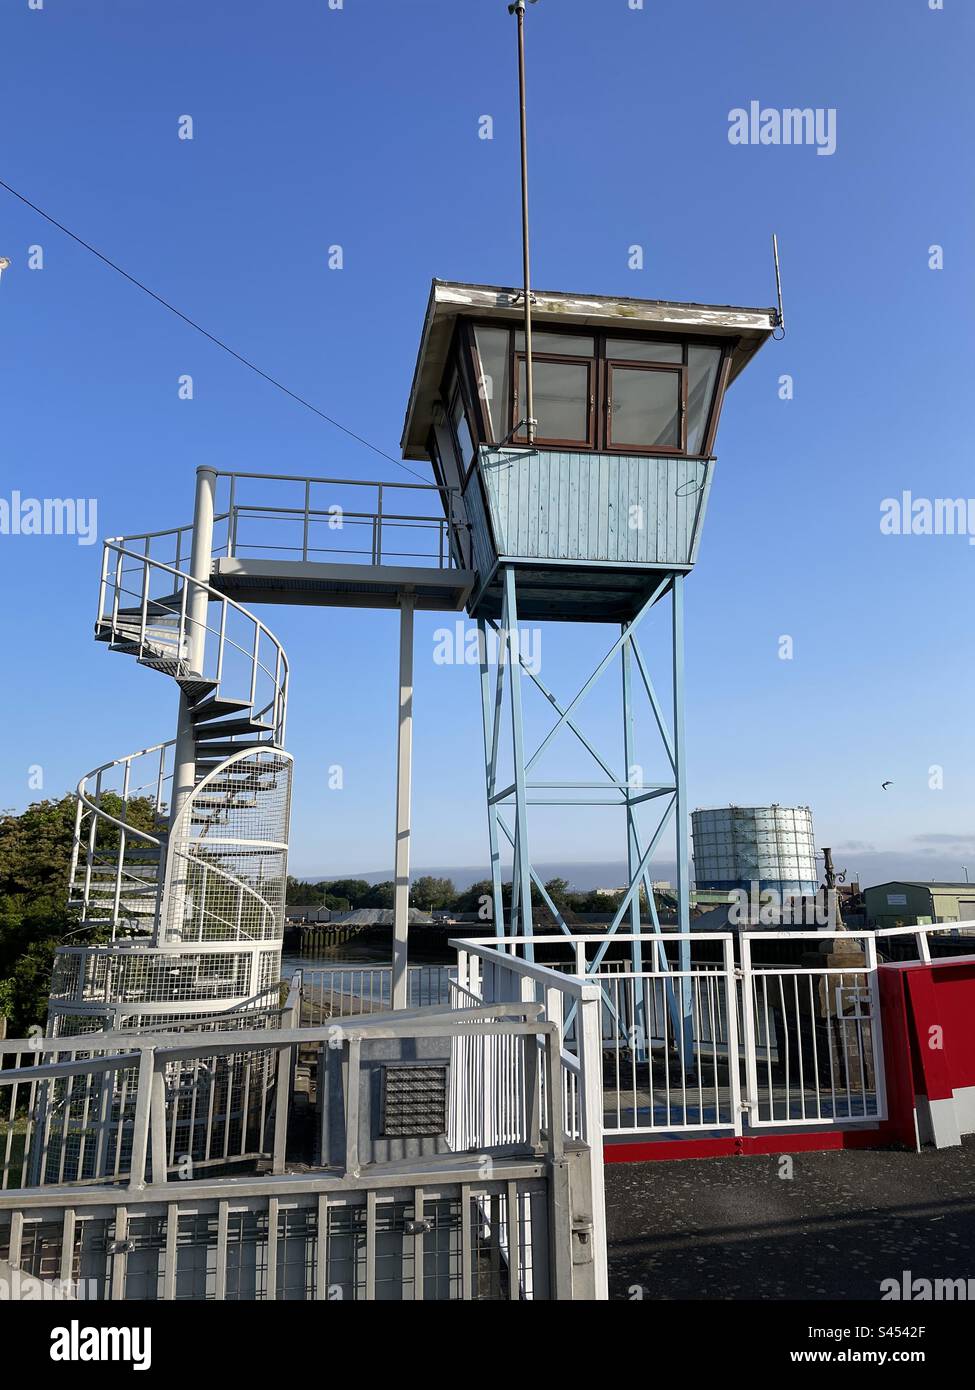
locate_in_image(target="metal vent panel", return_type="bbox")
[380,1063,448,1137]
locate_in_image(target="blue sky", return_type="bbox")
[1,0,972,885]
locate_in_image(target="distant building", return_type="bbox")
[692,805,818,896]
[285,906,332,924]
[864,881,975,928]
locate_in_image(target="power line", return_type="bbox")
[0,177,428,483]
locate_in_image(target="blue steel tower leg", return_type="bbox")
[478,617,506,938]
[503,566,535,959]
[621,625,645,1058]
[672,574,695,1072]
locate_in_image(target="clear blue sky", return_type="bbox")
[1,0,972,885]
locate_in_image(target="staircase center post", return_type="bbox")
[170,467,217,833]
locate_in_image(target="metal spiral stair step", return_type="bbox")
[193,718,274,741]
[114,593,184,618]
[188,739,273,759]
[190,695,253,723]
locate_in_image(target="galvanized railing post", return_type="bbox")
[343,1036,362,1178]
[271,1040,292,1175]
[226,472,237,557]
[865,932,888,1122]
[724,936,743,1137]
[149,1064,169,1185]
[128,1047,155,1191]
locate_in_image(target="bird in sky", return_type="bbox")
[881,781,893,791]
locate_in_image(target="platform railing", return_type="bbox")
[1,1001,561,1195]
[452,928,960,1150]
[873,919,975,962]
[296,964,454,1022]
[451,936,608,1297]
[209,470,470,570]
[2,976,302,1192]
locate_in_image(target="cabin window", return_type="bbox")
[513,331,595,446]
[514,355,593,446]
[607,364,681,450]
[473,326,511,442]
[464,321,728,456]
[605,337,683,364]
[515,330,595,357]
[448,375,476,468]
[686,346,722,455]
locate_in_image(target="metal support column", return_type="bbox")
[503,567,534,957]
[478,617,506,937]
[621,623,645,1053]
[392,595,415,1011]
[671,574,694,1067]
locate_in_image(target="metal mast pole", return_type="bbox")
[511,0,536,445]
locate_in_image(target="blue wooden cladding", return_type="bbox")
[464,447,712,572]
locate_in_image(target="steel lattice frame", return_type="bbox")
[477,565,694,1058]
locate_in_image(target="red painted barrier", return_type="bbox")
[879,954,975,1148]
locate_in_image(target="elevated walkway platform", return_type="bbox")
[211,555,475,612]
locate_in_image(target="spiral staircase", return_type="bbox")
[47,524,293,1036]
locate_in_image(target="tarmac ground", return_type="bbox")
[605,1137,975,1300]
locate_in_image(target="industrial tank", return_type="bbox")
[692,805,818,896]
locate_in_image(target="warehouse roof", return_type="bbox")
[866,881,975,891]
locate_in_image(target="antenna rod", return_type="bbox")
[511,0,536,445]
[772,232,785,333]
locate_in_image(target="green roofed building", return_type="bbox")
[864,881,975,928]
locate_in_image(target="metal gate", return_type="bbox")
[739,931,886,1127]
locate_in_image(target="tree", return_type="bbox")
[326,879,372,907]
[0,796,102,1033]
[286,876,329,905]
[542,878,571,910]
[361,881,395,909]
[411,876,457,912]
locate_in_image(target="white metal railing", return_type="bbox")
[451,937,608,1297]
[2,976,301,1192]
[297,964,454,1022]
[873,920,975,963]
[448,926,968,1149]
[97,542,289,743]
[739,930,885,1127]
[68,741,173,938]
[212,470,470,571]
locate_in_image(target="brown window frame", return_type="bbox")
[458,319,734,461]
[452,318,733,459]
[512,350,596,449]
[603,359,686,454]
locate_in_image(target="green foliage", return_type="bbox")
[284,871,652,923]
[0,795,111,1033]
[361,881,395,910]
[410,876,456,911]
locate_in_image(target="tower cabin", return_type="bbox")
[402,281,777,621]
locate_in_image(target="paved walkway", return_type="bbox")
[606,1137,975,1300]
